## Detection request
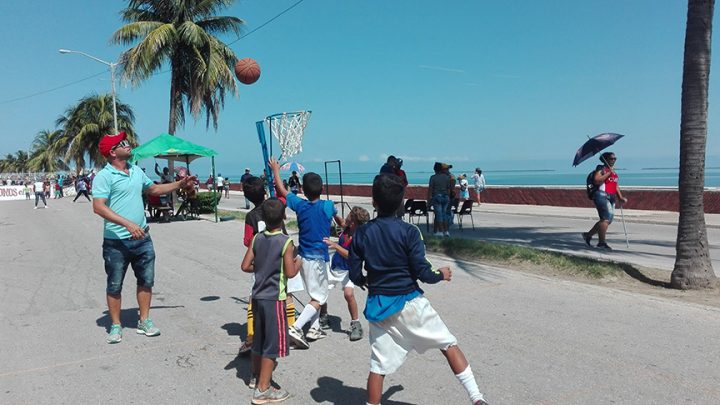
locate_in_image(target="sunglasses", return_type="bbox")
[112,140,130,151]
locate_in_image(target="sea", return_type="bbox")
[205,167,720,188]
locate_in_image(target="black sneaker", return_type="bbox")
[582,232,592,247]
[597,242,612,250]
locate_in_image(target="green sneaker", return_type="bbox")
[137,318,161,337]
[106,324,122,344]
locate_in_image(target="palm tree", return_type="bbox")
[57,93,137,172]
[0,154,17,173]
[671,0,717,289]
[27,130,70,173]
[111,0,244,135]
[13,151,29,173]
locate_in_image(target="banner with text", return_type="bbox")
[0,186,26,201]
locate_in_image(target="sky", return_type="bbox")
[1,0,719,178]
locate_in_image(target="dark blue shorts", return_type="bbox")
[593,191,616,223]
[252,299,289,359]
[102,233,156,295]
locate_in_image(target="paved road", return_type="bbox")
[217,193,720,275]
[1,198,720,404]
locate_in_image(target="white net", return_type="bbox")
[266,111,311,160]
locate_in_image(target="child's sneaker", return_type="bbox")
[238,340,252,356]
[248,374,258,389]
[318,313,330,330]
[137,318,161,336]
[597,241,613,250]
[287,325,309,349]
[349,320,363,341]
[306,327,327,341]
[251,386,290,404]
[582,232,592,247]
[106,324,122,344]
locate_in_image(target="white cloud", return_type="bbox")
[418,65,465,73]
[358,155,370,162]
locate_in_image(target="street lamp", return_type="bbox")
[59,49,119,135]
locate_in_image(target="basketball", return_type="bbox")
[234,58,261,85]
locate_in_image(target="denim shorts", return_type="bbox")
[102,233,156,295]
[432,193,450,222]
[593,191,616,223]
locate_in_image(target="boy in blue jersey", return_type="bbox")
[269,157,344,348]
[349,174,488,405]
[241,198,300,404]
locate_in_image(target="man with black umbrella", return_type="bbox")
[582,151,628,250]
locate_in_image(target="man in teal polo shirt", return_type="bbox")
[93,132,196,344]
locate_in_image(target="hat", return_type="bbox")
[245,168,250,172]
[99,132,127,157]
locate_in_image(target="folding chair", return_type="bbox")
[402,199,415,221]
[456,199,475,231]
[408,200,430,232]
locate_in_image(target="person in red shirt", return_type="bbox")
[583,152,628,250]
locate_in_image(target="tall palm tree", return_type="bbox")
[111,0,244,135]
[57,93,137,172]
[671,0,717,289]
[27,130,70,173]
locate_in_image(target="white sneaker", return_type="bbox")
[34,206,38,210]
[306,327,327,341]
[287,326,309,349]
[443,231,450,237]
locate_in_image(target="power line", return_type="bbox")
[0,0,306,106]
[0,71,106,106]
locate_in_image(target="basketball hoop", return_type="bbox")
[266,110,311,160]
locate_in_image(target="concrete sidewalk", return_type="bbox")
[217,192,720,274]
[2,197,720,404]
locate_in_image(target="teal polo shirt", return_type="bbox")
[93,163,154,240]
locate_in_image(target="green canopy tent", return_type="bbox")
[130,133,220,222]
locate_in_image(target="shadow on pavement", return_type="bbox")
[221,321,247,338]
[310,376,412,405]
[95,305,184,331]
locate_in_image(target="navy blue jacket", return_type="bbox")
[349,215,443,295]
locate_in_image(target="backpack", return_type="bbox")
[585,166,603,199]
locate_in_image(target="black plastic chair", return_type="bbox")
[408,200,430,232]
[456,199,475,231]
[402,199,415,221]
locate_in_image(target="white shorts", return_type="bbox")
[300,258,329,304]
[287,273,305,293]
[327,267,354,290]
[369,295,457,375]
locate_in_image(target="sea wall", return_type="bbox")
[322,184,720,214]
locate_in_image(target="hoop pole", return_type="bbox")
[256,120,275,197]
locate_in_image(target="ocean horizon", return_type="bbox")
[193,167,720,189]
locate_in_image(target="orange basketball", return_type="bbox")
[234,58,261,85]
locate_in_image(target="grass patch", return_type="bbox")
[217,210,246,221]
[424,236,624,278]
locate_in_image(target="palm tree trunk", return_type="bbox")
[671,0,717,289]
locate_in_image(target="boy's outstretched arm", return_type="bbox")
[407,226,445,284]
[268,157,289,198]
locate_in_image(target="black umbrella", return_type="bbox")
[572,133,624,166]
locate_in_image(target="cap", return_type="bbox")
[245,168,250,171]
[99,132,128,157]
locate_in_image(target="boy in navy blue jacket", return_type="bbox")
[349,174,488,405]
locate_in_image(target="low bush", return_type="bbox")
[196,192,220,213]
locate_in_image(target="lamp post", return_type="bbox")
[59,49,119,135]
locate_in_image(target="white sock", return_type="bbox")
[310,311,320,330]
[293,304,317,330]
[455,365,484,403]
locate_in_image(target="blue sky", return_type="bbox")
[1,0,719,177]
